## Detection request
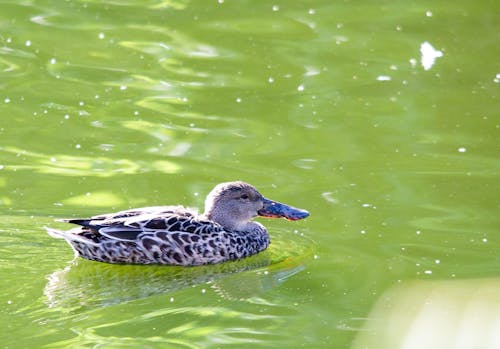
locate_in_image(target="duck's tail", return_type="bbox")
[45,227,67,239]
[44,227,99,246]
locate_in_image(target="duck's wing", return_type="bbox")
[63,206,220,241]
[64,206,195,227]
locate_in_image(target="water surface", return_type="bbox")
[1,1,499,348]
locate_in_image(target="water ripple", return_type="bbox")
[0,146,180,177]
[43,250,308,309]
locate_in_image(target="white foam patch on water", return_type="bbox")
[376,75,391,81]
[420,41,443,70]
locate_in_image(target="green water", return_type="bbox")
[1,0,499,348]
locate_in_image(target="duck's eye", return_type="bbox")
[240,194,249,200]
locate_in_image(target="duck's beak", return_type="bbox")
[258,198,310,221]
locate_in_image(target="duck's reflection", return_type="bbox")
[351,278,500,349]
[44,255,306,308]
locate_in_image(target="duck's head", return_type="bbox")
[204,181,309,231]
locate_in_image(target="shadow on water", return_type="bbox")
[44,229,312,309]
[44,255,306,309]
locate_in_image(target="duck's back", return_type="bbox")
[68,206,219,236]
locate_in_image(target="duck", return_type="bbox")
[46,181,309,266]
